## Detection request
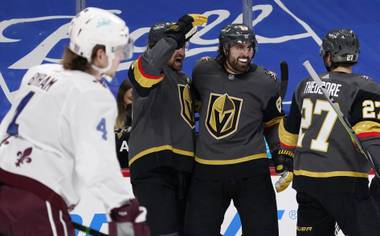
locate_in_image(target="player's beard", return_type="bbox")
[226,55,251,74]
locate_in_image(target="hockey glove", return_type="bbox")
[198,56,212,63]
[166,14,207,49]
[109,199,150,236]
[273,149,294,193]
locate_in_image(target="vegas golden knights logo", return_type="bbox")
[178,84,194,128]
[206,93,243,139]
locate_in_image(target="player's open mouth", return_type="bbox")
[175,57,183,64]
[238,58,248,64]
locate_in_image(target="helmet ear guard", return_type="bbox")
[115,37,134,61]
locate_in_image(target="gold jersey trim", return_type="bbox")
[294,169,368,178]
[133,57,164,88]
[195,152,267,165]
[264,116,283,128]
[279,118,298,148]
[353,120,380,135]
[129,145,194,166]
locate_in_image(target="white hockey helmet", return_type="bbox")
[68,7,133,63]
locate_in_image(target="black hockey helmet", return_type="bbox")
[320,29,359,64]
[219,23,257,54]
[147,22,175,48]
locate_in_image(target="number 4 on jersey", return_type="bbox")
[96,118,107,140]
[7,91,35,135]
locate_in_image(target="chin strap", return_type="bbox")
[91,53,115,79]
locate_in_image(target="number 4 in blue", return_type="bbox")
[96,118,107,140]
[7,91,35,136]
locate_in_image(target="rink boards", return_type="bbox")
[71,169,363,236]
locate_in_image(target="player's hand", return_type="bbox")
[198,56,212,63]
[184,14,207,41]
[109,199,150,236]
[188,14,208,27]
[273,149,294,192]
[166,14,208,49]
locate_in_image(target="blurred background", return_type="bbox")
[1,0,380,121]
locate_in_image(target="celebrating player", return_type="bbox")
[128,14,207,236]
[278,28,380,235]
[184,23,283,236]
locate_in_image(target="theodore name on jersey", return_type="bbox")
[27,72,58,92]
[303,81,342,98]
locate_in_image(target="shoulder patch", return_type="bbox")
[265,70,277,81]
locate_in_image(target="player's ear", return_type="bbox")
[322,52,331,68]
[91,46,107,66]
[326,53,333,66]
[95,47,106,59]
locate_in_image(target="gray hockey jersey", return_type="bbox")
[280,72,380,180]
[128,38,195,175]
[192,59,284,167]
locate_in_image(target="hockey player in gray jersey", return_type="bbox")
[128,14,207,236]
[184,23,284,236]
[278,29,380,235]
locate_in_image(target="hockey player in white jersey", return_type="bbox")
[0,7,150,236]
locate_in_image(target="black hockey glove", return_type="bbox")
[165,14,207,49]
[272,149,294,192]
[109,199,150,236]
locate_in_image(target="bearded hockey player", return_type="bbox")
[184,23,284,236]
[128,14,207,236]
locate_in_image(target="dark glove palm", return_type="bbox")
[273,150,294,174]
[165,15,194,49]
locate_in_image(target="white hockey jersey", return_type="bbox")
[0,63,133,213]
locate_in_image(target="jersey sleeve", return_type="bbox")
[279,93,301,150]
[129,37,177,97]
[350,86,380,140]
[349,84,380,170]
[0,101,16,142]
[67,88,133,213]
[263,78,285,152]
[191,60,205,113]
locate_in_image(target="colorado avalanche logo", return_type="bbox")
[15,147,33,167]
